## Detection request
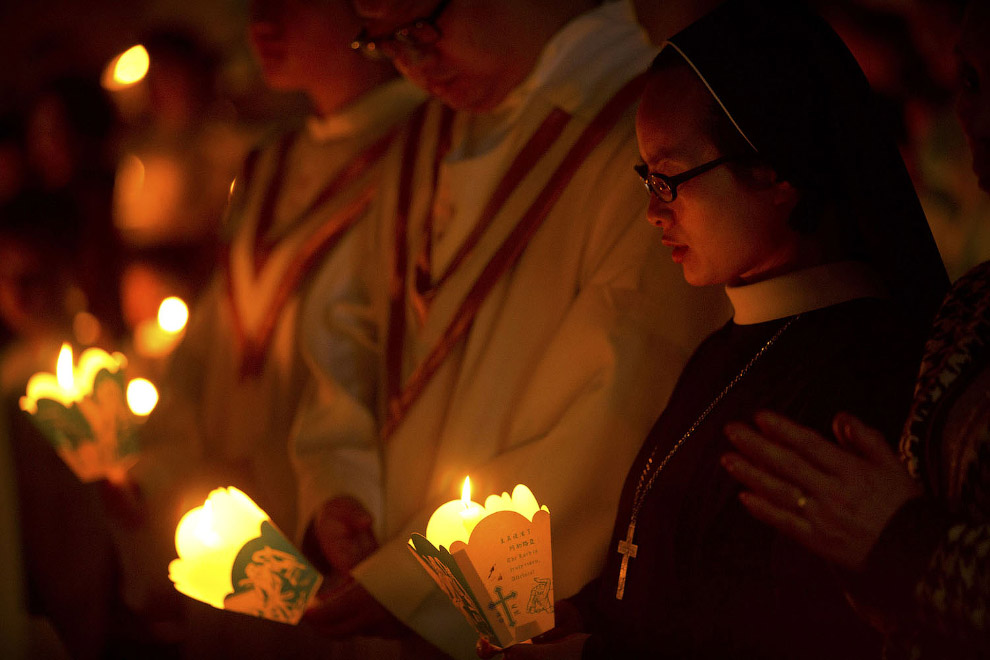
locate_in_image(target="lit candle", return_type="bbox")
[425,476,486,550]
[20,343,126,413]
[411,480,554,648]
[169,487,322,624]
[20,343,140,482]
[170,487,270,610]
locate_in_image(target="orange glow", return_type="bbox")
[116,154,145,199]
[72,311,102,346]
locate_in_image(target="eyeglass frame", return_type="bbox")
[634,154,748,203]
[350,0,452,60]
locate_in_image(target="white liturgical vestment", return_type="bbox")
[142,79,424,538]
[291,2,729,656]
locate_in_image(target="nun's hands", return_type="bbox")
[721,410,921,571]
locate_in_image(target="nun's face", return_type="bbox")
[636,67,801,287]
[956,2,990,192]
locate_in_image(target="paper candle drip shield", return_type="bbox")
[19,344,141,483]
[409,481,554,648]
[169,487,322,625]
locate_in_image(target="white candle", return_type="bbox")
[169,487,269,609]
[425,476,486,550]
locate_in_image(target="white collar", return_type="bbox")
[305,78,426,143]
[726,261,888,325]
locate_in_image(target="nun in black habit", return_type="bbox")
[478,0,949,658]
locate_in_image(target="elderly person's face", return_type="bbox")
[248,0,363,92]
[351,0,547,112]
[635,66,801,287]
[957,2,990,191]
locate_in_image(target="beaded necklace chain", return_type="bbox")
[615,314,800,599]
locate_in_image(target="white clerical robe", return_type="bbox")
[291,3,730,656]
[140,79,424,539]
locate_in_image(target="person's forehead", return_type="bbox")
[637,70,714,164]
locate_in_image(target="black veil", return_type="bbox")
[662,0,949,322]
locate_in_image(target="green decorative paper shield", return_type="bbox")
[26,366,139,482]
[169,487,322,625]
[224,521,322,624]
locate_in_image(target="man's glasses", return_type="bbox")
[350,0,452,60]
[634,155,744,203]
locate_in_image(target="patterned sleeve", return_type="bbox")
[915,517,990,652]
[866,497,990,657]
[883,261,990,657]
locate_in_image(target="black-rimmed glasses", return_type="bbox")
[350,0,452,60]
[634,155,742,203]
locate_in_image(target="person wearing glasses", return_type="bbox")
[291,0,728,657]
[478,0,948,657]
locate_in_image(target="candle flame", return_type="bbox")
[126,378,159,416]
[113,45,149,85]
[102,45,150,91]
[157,296,189,333]
[461,476,472,507]
[56,344,74,390]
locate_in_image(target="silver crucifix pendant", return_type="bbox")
[616,520,638,599]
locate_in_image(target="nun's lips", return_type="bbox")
[661,237,688,263]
